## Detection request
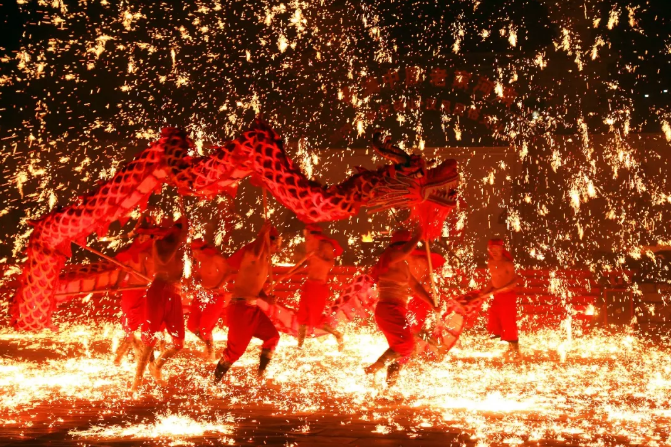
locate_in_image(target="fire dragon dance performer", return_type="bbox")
[131,214,189,393]
[476,238,520,358]
[278,224,344,350]
[186,239,233,361]
[112,208,160,365]
[365,227,438,386]
[213,222,282,384]
[113,230,154,365]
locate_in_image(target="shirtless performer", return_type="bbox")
[281,224,344,350]
[187,240,232,361]
[365,227,438,386]
[131,215,189,393]
[213,222,282,384]
[113,231,154,365]
[476,238,520,357]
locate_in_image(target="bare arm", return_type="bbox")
[478,275,518,298]
[480,279,493,295]
[409,274,438,311]
[275,252,315,282]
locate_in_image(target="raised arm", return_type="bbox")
[275,252,314,282]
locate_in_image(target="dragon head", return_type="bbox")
[368,131,460,239]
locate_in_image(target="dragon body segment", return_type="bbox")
[11,120,459,331]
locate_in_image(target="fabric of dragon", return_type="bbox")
[11,119,459,335]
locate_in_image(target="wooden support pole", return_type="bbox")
[424,239,440,308]
[55,286,147,298]
[72,241,152,283]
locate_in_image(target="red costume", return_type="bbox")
[188,242,252,340]
[374,301,415,363]
[297,280,329,329]
[220,231,281,364]
[487,291,518,341]
[139,222,187,350]
[141,277,185,349]
[296,225,343,331]
[186,239,230,341]
[407,297,431,335]
[221,299,280,363]
[121,290,146,334]
[486,239,518,342]
[115,238,153,335]
[370,230,417,363]
[407,250,445,334]
[187,291,227,341]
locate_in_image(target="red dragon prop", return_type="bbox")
[11,120,459,332]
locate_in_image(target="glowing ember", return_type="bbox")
[70,413,235,441]
[0,323,670,445]
[1,0,671,445]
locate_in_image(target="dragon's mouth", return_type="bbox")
[425,176,459,207]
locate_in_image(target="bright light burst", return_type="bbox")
[0,323,670,445]
[0,1,670,444]
[70,413,235,441]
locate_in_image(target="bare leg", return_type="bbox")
[130,334,143,357]
[131,344,153,393]
[149,346,181,386]
[114,335,133,366]
[386,361,401,386]
[258,348,273,378]
[504,340,521,361]
[192,331,215,360]
[322,323,344,352]
[203,339,215,361]
[364,348,401,375]
[297,325,307,348]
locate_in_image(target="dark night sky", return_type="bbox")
[0,0,669,270]
[1,0,669,148]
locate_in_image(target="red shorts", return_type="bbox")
[121,289,146,334]
[375,301,415,363]
[187,291,227,340]
[222,299,280,364]
[141,278,185,349]
[407,295,431,335]
[297,280,329,329]
[487,291,518,341]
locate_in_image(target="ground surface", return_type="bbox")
[1,321,670,447]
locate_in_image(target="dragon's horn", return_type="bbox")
[372,130,411,165]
